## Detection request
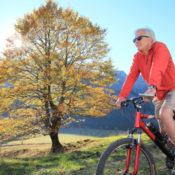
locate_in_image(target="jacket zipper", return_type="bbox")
[146,57,148,64]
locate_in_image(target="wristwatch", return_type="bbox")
[149,84,157,90]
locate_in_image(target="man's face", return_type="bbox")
[134,30,152,54]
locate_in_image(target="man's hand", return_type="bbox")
[116,97,126,109]
[143,88,156,102]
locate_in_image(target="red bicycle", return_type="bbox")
[96,94,175,175]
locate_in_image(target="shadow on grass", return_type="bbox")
[0,148,102,175]
[0,156,61,175]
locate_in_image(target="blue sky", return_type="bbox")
[1,0,175,73]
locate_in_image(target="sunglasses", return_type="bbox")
[133,35,149,43]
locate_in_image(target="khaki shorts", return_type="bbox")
[152,90,175,117]
[152,90,175,132]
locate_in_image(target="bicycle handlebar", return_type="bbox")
[121,96,144,108]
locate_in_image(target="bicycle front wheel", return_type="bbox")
[96,138,156,175]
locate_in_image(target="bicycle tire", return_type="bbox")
[96,138,157,175]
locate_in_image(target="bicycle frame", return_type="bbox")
[125,109,174,175]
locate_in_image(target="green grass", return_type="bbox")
[0,133,172,175]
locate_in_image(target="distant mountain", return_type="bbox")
[67,70,156,131]
[113,70,147,96]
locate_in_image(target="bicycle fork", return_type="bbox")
[124,132,141,175]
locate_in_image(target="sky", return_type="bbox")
[1,0,175,73]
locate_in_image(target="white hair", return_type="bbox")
[135,28,156,43]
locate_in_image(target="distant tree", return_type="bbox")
[0,0,117,152]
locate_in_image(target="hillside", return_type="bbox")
[0,134,171,175]
[66,70,156,131]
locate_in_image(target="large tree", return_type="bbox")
[0,0,117,152]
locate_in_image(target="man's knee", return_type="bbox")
[159,107,174,121]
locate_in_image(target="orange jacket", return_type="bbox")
[118,41,175,100]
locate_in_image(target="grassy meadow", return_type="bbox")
[0,129,172,175]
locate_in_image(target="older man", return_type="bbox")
[116,28,175,152]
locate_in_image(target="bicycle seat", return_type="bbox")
[139,93,155,98]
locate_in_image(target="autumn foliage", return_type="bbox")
[0,0,117,152]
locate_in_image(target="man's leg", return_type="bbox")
[159,107,175,145]
[152,98,165,133]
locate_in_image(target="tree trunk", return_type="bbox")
[46,100,64,153]
[50,131,63,153]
